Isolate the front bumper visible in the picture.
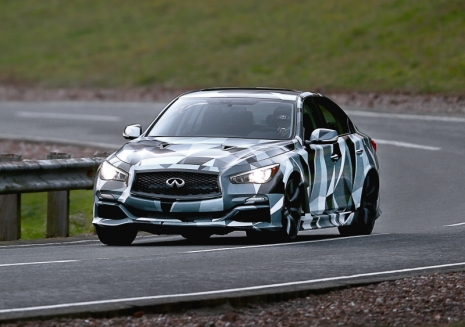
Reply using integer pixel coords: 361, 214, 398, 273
92, 193, 285, 235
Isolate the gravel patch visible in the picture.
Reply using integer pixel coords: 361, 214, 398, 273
0, 139, 112, 160
1, 84, 465, 116
0, 85, 188, 102
329, 92, 465, 116
1, 271, 464, 327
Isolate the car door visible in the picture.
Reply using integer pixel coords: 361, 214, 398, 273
309, 97, 355, 213
303, 97, 355, 215
301, 98, 337, 215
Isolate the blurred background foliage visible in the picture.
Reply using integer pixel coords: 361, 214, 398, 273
0, 0, 464, 94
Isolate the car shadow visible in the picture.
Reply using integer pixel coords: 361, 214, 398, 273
131, 232, 342, 247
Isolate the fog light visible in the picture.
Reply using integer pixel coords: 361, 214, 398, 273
245, 196, 268, 204
99, 193, 115, 200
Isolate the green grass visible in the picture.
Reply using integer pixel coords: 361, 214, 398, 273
1, 0, 464, 94
21, 190, 94, 239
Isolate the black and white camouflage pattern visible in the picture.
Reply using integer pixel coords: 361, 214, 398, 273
93, 89, 380, 235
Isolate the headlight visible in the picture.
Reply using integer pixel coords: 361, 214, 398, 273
230, 164, 280, 184
99, 161, 128, 182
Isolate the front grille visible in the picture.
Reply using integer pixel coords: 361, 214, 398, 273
131, 171, 221, 199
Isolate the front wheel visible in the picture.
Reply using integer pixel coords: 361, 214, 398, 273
278, 178, 302, 241
95, 225, 138, 245
338, 174, 378, 237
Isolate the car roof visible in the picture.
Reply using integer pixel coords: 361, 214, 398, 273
179, 87, 320, 101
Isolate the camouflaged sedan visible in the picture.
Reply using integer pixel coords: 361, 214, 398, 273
93, 88, 380, 245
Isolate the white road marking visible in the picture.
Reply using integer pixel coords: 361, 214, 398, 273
0, 235, 166, 249
0, 258, 112, 268
16, 111, 120, 122
0, 240, 100, 249
1, 261, 465, 314
445, 222, 465, 227
0, 260, 78, 268
183, 233, 390, 254
375, 139, 441, 151
347, 110, 465, 123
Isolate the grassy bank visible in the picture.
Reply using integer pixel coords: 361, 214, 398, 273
1, 0, 464, 94
21, 190, 94, 239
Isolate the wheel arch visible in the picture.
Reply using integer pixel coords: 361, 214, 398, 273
360, 168, 381, 219
286, 171, 307, 213
281, 152, 310, 213
364, 168, 380, 196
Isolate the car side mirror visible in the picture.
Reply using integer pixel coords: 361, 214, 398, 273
305, 128, 338, 145
123, 124, 142, 140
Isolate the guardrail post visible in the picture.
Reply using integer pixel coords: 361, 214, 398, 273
46, 152, 71, 238
0, 154, 22, 241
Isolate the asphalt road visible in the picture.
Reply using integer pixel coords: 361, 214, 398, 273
0, 101, 464, 320
0, 101, 167, 148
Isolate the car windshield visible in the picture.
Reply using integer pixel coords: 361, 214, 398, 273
147, 97, 295, 140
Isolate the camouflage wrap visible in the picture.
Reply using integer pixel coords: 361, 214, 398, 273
93, 88, 380, 236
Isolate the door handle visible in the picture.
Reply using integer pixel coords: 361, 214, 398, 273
331, 154, 339, 161
356, 149, 363, 154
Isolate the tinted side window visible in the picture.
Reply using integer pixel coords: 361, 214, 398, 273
312, 97, 351, 135
302, 98, 325, 140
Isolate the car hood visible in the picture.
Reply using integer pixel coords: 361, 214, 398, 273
114, 137, 294, 172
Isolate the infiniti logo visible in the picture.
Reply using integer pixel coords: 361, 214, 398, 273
166, 178, 186, 188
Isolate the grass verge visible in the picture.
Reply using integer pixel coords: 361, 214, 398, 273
21, 190, 94, 239
1, 0, 464, 94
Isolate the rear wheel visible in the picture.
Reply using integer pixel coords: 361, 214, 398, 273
95, 225, 138, 245
278, 178, 302, 241
338, 174, 378, 237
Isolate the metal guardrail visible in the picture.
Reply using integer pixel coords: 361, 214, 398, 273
0, 158, 103, 194
0, 153, 104, 241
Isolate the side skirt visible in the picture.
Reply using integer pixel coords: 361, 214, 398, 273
301, 211, 355, 230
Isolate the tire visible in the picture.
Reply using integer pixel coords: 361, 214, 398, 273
278, 178, 302, 241
95, 225, 138, 245
338, 174, 378, 237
